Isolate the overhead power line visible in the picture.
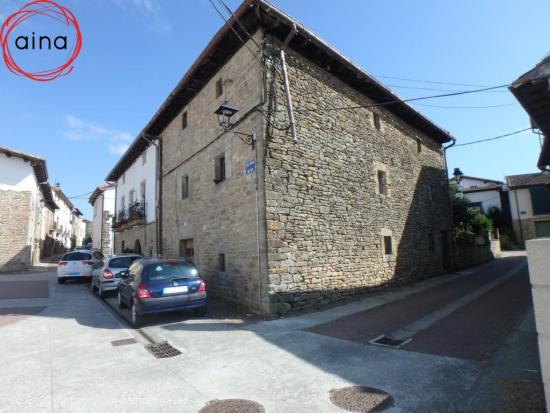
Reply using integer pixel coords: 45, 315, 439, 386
373, 74, 495, 88
454, 128, 532, 147
414, 102, 517, 109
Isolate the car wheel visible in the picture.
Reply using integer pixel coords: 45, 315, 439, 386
130, 301, 142, 328
117, 290, 126, 308
57, 277, 65, 284
98, 282, 105, 299
194, 305, 207, 317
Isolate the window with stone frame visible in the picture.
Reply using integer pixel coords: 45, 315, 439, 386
214, 155, 226, 183
383, 235, 393, 255
182, 175, 189, 199
416, 138, 422, 153
218, 253, 226, 272
373, 112, 382, 130
215, 78, 223, 98
181, 111, 188, 130
377, 170, 388, 195
179, 239, 194, 262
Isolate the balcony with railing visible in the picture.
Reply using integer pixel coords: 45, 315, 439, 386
112, 202, 146, 231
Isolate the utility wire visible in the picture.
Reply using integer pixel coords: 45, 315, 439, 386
290, 84, 511, 113
454, 127, 532, 147
373, 74, 495, 88
67, 190, 94, 199
414, 102, 517, 109
385, 83, 508, 94
216, 0, 261, 50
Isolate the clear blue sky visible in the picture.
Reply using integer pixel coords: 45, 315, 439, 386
1, 0, 549, 218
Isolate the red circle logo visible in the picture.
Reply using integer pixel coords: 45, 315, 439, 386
0, 0, 82, 81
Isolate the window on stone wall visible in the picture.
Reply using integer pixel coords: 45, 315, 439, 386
218, 253, 226, 272
141, 151, 146, 165
428, 233, 435, 252
383, 236, 393, 255
179, 239, 194, 262
122, 173, 125, 184
377, 170, 387, 195
429, 185, 436, 202
214, 155, 226, 184
216, 78, 223, 98
182, 175, 189, 199
373, 112, 381, 130
121, 240, 125, 252
182, 111, 188, 130
416, 138, 422, 153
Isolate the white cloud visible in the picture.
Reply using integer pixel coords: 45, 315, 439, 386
64, 115, 134, 155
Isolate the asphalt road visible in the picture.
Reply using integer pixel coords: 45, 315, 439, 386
306, 255, 531, 361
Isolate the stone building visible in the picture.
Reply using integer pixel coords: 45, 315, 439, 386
107, 0, 453, 313
0, 146, 57, 271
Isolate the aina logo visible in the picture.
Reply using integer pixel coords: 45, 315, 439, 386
0, 0, 82, 81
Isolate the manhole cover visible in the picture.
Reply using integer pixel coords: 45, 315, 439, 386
369, 335, 411, 348
111, 338, 137, 347
198, 399, 265, 413
330, 386, 394, 413
145, 342, 181, 359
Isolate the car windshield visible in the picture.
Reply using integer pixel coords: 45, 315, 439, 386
109, 256, 140, 269
146, 261, 199, 281
63, 252, 92, 261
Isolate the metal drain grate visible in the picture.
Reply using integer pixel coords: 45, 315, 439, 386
145, 341, 181, 359
199, 399, 265, 413
111, 338, 138, 347
330, 386, 394, 413
369, 335, 412, 348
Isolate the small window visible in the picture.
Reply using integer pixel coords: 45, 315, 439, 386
122, 173, 126, 184
416, 138, 422, 153
373, 112, 381, 130
149, 249, 153, 258
182, 175, 189, 199
140, 180, 146, 201
121, 196, 126, 210
218, 253, 225, 272
214, 155, 226, 183
121, 240, 125, 252
377, 170, 387, 195
428, 233, 435, 252
181, 111, 188, 130
383, 236, 393, 255
142, 151, 146, 165
129, 189, 135, 205
216, 78, 223, 98
179, 239, 194, 261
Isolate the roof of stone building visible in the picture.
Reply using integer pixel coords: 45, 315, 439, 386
509, 55, 550, 170
506, 172, 550, 189
106, 0, 453, 181
0, 146, 58, 210
52, 185, 76, 212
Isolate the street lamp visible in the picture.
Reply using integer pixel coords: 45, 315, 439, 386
453, 167, 464, 184
214, 101, 255, 149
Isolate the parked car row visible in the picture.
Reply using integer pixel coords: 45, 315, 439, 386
57, 249, 207, 327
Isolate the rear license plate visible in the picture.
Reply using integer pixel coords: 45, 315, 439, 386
163, 286, 188, 294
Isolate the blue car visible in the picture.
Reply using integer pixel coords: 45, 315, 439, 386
117, 258, 207, 327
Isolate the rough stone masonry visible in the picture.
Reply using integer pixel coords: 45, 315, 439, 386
159, 31, 451, 314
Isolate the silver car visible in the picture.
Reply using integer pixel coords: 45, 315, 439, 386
91, 254, 142, 298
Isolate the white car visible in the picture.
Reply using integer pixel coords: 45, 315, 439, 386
57, 250, 104, 284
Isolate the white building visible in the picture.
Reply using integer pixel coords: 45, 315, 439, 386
51, 185, 83, 250
106, 143, 158, 256
0, 146, 57, 271
507, 172, 550, 244
453, 175, 507, 214
89, 182, 116, 255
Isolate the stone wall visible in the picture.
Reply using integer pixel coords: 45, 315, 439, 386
454, 233, 499, 270
262, 39, 451, 312
114, 222, 157, 257
160, 32, 266, 312
0, 190, 32, 272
